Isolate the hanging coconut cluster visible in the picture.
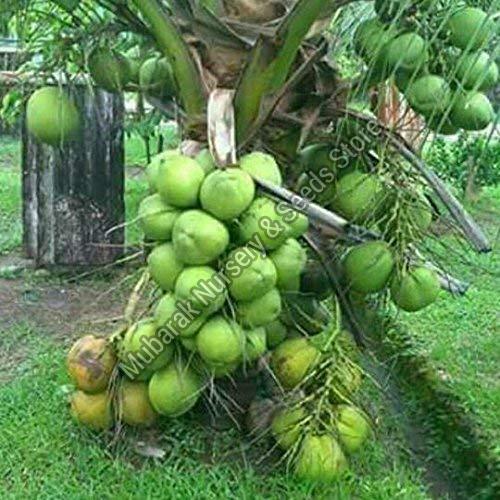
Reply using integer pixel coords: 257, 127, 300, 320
354, 3, 497, 134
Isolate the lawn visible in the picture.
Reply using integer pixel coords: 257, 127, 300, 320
0, 133, 498, 497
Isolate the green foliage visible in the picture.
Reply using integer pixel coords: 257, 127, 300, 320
425, 135, 500, 191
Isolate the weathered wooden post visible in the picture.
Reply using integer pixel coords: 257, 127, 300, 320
22, 85, 125, 266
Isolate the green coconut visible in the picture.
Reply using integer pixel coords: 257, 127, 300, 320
269, 239, 307, 292
200, 168, 255, 221
154, 293, 207, 338
456, 51, 499, 91
353, 18, 393, 61
125, 47, 142, 85
244, 327, 267, 362
71, 391, 113, 431
288, 211, 309, 239
148, 362, 202, 417
384, 33, 428, 72
119, 319, 174, 381
26, 87, 81, 146
265, 320, 288, 348
391, 267, 440, 312
147, 243, 185, 292
271, 406, 306, 449
447, 7, 494, 51
88, 47, 131, 93
343, 241, 394, 294
239, 152, 283, 186
139, 57, 176, 99
394, 68, 424, 93
450, 92, 494, 131
172, 210, 230, 265
138, 194, 181, 241
225, 246, 277, 302
294, 435, 348, 482
406, 75, 451, 116
175, 266, 227, 314
331, 171, 383, 221
336, 405, 371, 454
426, 114, 459, 135
146, 149, 179, 192
195, 148, 216, 175
237, 197, 291, 250
196, 316, 245, 366
237, 288, 282, 328
271, 338, 320, 389
118, 380, 158, 427
156, 154, 205, 208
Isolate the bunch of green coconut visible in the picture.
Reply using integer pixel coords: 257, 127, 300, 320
65, 149, 377, 482
355, 2, 497, 134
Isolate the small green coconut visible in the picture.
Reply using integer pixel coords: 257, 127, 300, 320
244, 327, 267, 362
406, 75, 451, 116
172, 210, 230, 265
147, 243, 185, 292
237, 288, 282, 328
294, 435, 348, 482
343, 241, 394, 294
450, 92, 494, 131
196, 316, 245, 366
71, 391, 113, 431
146, 149, 179, 192
200, 168, 255, 221
139, 57, 176, 99
353, 18, 394, 61
270, 239, 307, 292
154, 293, 207, 338
336, 405, 371, 454
331, 171, 383, 221
195, 148, 216, 174
225, 246, 277, 302
138, 194, 181, 241
265, 320, 288, 348
271, 406, 306, 449
175, 266, 226, 315
119, 319, 174, 381
156, 154, 205, 208
88, 47, 131, 93
384, 32, 428, 72
237, 197, 291, 250
391, 267, 440, 312
456, 51, 499, 91
271, 338, 320, 389
288, 211, 309, 239
447, 7, 494, 51
239, 152, 283, 186
148, 362, 202, 417
118, 380, 158, 427
26, 87, 81, 146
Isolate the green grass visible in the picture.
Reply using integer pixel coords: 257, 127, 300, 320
0, 322, 430, 499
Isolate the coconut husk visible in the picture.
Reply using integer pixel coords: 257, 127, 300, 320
223, 0, 286, 23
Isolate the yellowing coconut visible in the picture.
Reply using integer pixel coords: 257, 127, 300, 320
118, 380, 157, 427
237, 288, 282, 328
26, 87, 81, 146
119, 319, 174, 381
138, 194, 181, 241
147, 243, 185, 292
225, 246, 277, 302
175, 266, 227, 314
196, 316, 245, 366
271, 406, 306, 449
156, 154, 205, 208
270, 238, 307, 292
271, 338, 320, 389
67, 335, 116, 394
343, 241, 394, 294
148, 362, 202, 417
335, 405, 371, 454
294, 435, 348, 482
200, 168, 255, 221
71, 390, 113, 431
391, 267, 440, 312
237, 197, 291, 250
239, 152, 283, 186
172, 210, 230, 265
